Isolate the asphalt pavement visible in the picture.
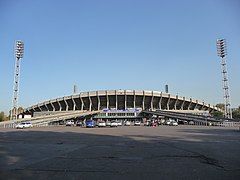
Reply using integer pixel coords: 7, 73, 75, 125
0, 125, 239, 180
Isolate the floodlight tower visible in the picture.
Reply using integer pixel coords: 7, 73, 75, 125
11, 40, 24, 122
216, 39, 232, 119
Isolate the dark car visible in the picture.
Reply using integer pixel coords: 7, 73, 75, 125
86, 120, 95, 128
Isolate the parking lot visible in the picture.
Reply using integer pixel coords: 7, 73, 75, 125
0, 125, 239, 179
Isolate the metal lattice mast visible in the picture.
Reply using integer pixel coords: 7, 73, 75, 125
216, 39, 232, 119
11, 40, 24, 122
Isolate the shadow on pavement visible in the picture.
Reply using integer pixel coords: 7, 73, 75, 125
0, 127, 239, 180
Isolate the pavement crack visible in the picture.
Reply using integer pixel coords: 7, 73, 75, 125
156, 141, 227, 171
14, 168, 121, 174
56, 156, 117, 160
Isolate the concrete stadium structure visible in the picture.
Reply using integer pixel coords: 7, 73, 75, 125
24, 90, 220, 117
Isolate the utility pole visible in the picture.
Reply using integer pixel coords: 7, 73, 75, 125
11, 40, 24, 122
216, 39, 232, 119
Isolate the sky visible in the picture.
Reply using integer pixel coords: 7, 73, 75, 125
0, 0, 240, 114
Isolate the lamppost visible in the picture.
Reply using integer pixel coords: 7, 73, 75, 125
11, 40, 24, 122
216, 39, 232, 119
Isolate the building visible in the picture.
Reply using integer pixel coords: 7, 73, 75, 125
24, 90, 220, 120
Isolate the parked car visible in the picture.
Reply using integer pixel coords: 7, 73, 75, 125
106, 121, 111, 126
16, 122, 33, 129
207, 122, 212, 126
116, 121, 122, 126
144, 121, 151, 126
76, 121, 83, 127
170, 121, 178, 126
159, 119, 165, 125
66, 120, 75, 126
134, 121, 141, 126
86, 120, 95, 128
189, 121, 194, 125
125, 121, 131, 126
59, 121, 65, 125
165, 120, 171, 125
110, 121, 118, 127
98, 121, 106, 127
151, 121, 158, 127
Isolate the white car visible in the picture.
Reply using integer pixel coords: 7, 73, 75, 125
116, 121, 122, 126
66, 120, 75, 126
134, 121, 141, 126
110, 121, 118, 127
98, 121, 106, 127
160, 119, 165, 125
16, 122, 33, 129
165, 120, 171, 125
125, 121, 131, 126
106, 121, 111, 126
170, 121, 178, 126
189, 121, 194, 125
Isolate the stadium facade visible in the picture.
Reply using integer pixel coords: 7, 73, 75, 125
24, 90, 220, 119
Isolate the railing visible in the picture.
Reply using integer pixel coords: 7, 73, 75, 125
0, 110, 101, 129
216, 122, 240, 127
0, 122, 16, 128
142, 110, 240, 127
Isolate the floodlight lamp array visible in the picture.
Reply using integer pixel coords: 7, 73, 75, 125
15, 40, 24, 59
216, 39, 227, 58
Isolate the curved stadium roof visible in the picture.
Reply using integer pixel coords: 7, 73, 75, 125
24, 90, 220, 114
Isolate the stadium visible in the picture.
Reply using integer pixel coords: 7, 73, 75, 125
24, 89, 220, 121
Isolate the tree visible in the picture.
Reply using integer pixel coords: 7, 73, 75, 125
232, 106, 240, 119
215, 103, 240, 119
0, 111, 8, 122
211, 111, 223, 118
216, 103, 225, 110
211, 103, 225, 118
0, 112, 4, 122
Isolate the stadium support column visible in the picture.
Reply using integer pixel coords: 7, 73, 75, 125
181, 97, 185, 110
194, 100, 198, 110
106, 91, 109, 109
37, 104, 42, 112
159, 92, 162, 110
151, 91, 154, 110
142, 91, 145, 110
64, 98, 69, 111
174, 95, 178, 110
32, 107, 36, 112
57, 100, 62, 111
72, 96, 76, 111
133, 90, 136, 109
80, 94, 84, 111
88, 92, 92, 111
188, 98, 192, 110
124, 90, 127, 110
44, 103, 49, 111
167, 94, 170, 110
50, 101, 55, 111
208, 104, 211, 112
97, 91, 100, 111
200, 102, 205, 110
115, 90, 118, 110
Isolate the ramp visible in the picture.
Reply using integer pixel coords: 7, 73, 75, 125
0, 110, 101, 128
